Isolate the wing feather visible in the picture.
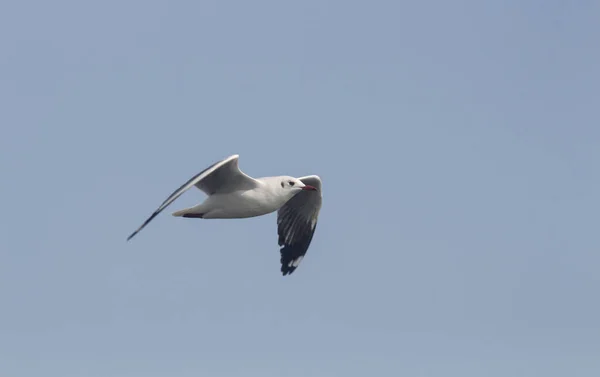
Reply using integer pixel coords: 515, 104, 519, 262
276, 175, 323, 275
126, 154, 257, 241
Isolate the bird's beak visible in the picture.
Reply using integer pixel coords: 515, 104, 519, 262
302, 185, 317, 191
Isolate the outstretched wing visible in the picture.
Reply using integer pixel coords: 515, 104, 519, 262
126, 154, 258, 241
276, 175, 323, 275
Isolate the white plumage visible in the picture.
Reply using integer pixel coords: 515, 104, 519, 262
127, 154, 322, 275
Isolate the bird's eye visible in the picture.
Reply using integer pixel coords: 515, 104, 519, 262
289, 181, 295, 186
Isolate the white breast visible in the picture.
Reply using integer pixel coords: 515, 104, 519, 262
201, 188, 289, 219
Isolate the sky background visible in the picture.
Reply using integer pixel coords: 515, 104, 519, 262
1, 1, 599, 376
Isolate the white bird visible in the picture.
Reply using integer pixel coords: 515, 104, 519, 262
126, 154, 323, 276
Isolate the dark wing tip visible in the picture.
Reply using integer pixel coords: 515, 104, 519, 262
126, 210, 161, 242
281, 253, 302, 276
278, 223, 317, 276
280, 249, 302, 275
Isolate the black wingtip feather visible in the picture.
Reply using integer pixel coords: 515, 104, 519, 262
126, 210, 161, 241
279, 223, 317, 276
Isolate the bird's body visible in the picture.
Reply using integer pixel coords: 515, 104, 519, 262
127, 154, 322, 275
172, 177, 296, 219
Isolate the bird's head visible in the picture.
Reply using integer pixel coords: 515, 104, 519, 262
279, 176, 317, 196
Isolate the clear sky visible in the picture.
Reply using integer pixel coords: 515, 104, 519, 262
1, 1, 599, 376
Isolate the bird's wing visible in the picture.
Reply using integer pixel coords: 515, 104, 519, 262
193, 154, 259, 195
127, 154, 259, 241
276, 175, 323, 275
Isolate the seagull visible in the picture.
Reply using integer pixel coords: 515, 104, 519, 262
126, 154, 323, 276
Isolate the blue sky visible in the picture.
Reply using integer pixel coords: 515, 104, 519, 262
1, 1, 599, 376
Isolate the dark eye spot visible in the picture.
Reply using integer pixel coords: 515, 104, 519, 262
281, 181, 285, 188
289, 181, 295, 186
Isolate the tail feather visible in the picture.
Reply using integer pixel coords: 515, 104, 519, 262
172, 206, 204, 217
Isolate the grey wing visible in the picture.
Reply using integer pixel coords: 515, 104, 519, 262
194, 154, 259, 195
276, 175, 323, 275
127, 154, 258, 241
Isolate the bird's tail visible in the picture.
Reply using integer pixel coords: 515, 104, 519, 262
172, 205, 205, 218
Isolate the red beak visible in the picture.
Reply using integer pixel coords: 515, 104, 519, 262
302, 185, 317, 191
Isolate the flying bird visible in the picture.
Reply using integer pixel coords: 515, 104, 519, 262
126, 154, 322, 275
